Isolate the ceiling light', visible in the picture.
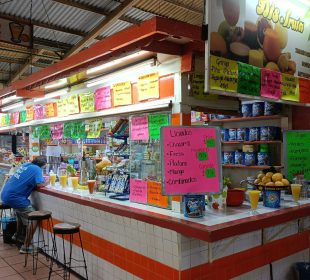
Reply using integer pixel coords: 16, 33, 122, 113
1, 95, 23, 105
44, 78, 67, 90
86, 51, 148, 75
1, 102, 24, 112
86, 59, 156, 88
34, 89, 68, 103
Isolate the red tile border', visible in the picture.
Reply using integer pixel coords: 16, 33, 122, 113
180, 231, 310, 280
38, 188, 310, 242
40, 217, 309, 280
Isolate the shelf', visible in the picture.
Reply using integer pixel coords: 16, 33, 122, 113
47, 143, 106, 146
222, 141, 282, 145
83, 144, 106, 146
222, 165, 284, 169
209, 115, 285, 123
59, 144, 78, 146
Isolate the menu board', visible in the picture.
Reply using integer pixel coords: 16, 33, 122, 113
284, 130, 310, 181
161, 126, 222, 194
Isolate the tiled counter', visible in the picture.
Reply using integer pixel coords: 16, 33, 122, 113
32, 188, 310, 280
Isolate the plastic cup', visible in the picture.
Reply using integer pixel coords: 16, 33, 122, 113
59, 175, 67, 188
71, 177, 79, 190
87, 180, 96, 194
50, 174, 56, 186
248, 190, 261, 210
291, 184, 301, 202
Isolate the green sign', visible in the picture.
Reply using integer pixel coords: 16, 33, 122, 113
64, 121, 86, 139
285, 131, 310, 181
148, 114, 169, 140
20, 111, 27, 123
237, 62, 261, 96
32, 125, 51, 140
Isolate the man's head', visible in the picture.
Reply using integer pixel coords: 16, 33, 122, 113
32, 156, 47, 168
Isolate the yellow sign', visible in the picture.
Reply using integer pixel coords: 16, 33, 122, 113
281, 73, 299, 102
79, 93, 95, 113
191, 73, 218, 100
137, 72, 159, 101
68, 94, 80, 114
112, 81, 132, 106
45, 103, 57, 118
1, 115, 6, 126
147, 181, 169, 209
26, 106, 34, 121
210, 56, 238, 92
57, 98, 68, 117
87, 119, 102, 138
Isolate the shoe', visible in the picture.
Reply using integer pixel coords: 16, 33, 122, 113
19, 245, 39, 254
11, 233, 25, 243
11, 233, 17, 241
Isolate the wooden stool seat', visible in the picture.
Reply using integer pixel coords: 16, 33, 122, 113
53, 223, 80, 235
0, 202, 11, 210
23, 210, 55, 275
27, 210, 52, 221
